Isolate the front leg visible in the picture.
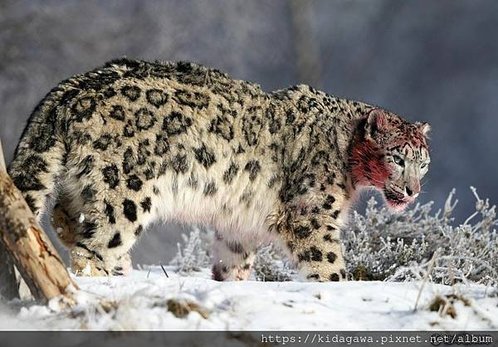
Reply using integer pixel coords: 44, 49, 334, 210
278, 200, 348, 282
211, 233, 255, 281
292, 220, 346, 281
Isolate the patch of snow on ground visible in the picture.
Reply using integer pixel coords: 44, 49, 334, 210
1, 266, 497, 330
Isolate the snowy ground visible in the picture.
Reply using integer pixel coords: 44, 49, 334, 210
1, 266, 497, 330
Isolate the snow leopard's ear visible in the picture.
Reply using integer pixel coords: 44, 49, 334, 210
365, 108, 388, 138
415, 122, 431, 137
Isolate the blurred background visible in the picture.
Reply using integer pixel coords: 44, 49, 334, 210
1, 0, 497, 264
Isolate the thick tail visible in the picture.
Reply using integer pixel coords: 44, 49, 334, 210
7, 88, 68, 220
7, 60, 128, 219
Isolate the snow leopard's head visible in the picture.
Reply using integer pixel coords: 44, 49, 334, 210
351, 108, 431, 211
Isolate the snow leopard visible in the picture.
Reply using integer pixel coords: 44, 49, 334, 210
8, 58, 431, 281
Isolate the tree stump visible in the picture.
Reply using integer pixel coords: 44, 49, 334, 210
0, 139, 77, 304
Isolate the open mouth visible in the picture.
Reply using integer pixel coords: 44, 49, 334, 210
383, 189, 411, 210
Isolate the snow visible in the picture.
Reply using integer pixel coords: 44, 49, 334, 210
1, 266, 497, 330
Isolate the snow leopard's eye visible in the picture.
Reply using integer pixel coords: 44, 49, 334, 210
392, 155, 404, 167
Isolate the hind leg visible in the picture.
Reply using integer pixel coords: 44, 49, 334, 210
211, 233, 255, 281
51, 195, 138, 276
68, 216, 136, 277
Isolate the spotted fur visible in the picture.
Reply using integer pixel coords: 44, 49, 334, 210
8, 59, 430, 280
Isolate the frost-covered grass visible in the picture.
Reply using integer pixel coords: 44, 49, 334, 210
343, 188, 497, 286
169, 228, 212, 274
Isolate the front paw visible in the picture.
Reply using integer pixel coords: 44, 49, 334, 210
211, 262, 252, 281
301, 268, 348, 282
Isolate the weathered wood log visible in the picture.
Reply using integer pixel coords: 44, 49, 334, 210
0, 139, 77, 303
